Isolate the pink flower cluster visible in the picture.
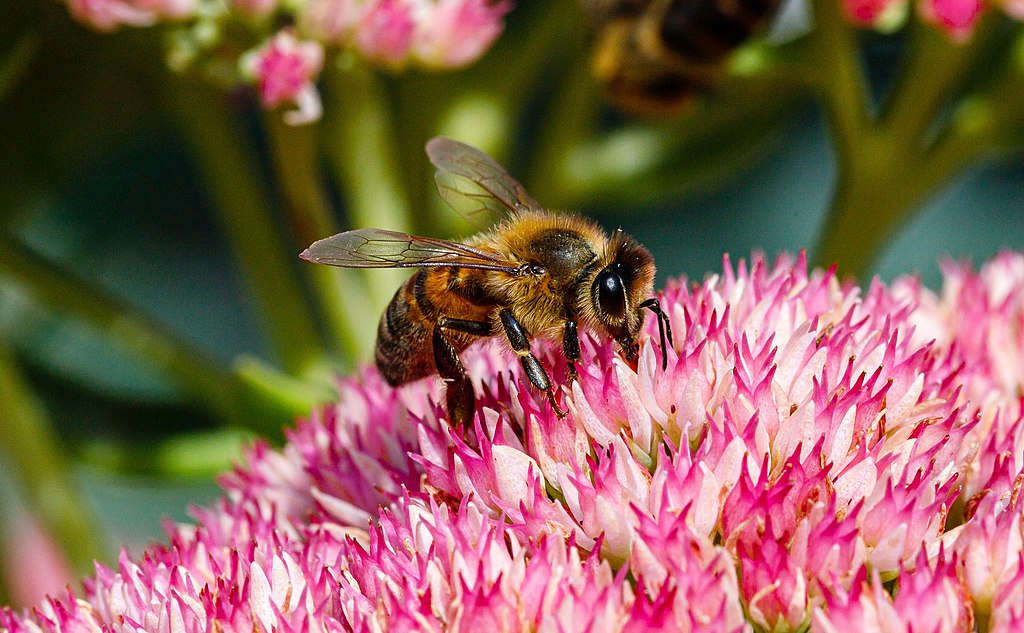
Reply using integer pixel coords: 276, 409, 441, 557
843, 0, 1019, 41
300, 0, 511, 69
67, 0, 196, 31
5, 251, 1024, 631
64, 0, 510, 124
241, 32, 326, 126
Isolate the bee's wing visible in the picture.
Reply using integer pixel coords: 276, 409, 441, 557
427, 137, 544, 221
301, 228, 523, 272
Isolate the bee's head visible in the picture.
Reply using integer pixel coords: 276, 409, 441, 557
589, 231, 656, 360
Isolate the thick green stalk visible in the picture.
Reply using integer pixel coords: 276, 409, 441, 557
168, 79, 326, 375
323, 65, 412, 310
264, 116, 375, 364
880, 16, 1003, 151
0, 33, 38, 103
0, 234, 240, 421
814, 146, 935, 276
814, 17, 1024, 277
0, 339, 106, 575
807, 0, 872, 164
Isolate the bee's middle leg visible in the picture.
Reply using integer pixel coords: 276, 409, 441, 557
499, 309, 566, 418
433, 318, 491, 426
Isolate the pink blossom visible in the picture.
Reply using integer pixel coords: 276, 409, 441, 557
240, 30, 324, 125
413, 0, 512, 68
990, 555, 1024, 631
355, 0, 418, 66
66, 0, 195, 30
842, 0, 908, 29
812, 550, 972, 632
5, 251, 1024, 629
0, 513, 75, 609
954, 494, 1024, 616
1001, 0, 1024, 18
339, 0, 510, 69
918, 0, 986, 40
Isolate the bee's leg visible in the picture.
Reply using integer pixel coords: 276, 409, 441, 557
499, 308, 566, 418
433, 317, 491, 426
639, 298, 674, 370
562, 319, 581, 383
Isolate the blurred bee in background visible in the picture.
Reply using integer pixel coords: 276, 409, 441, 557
582, 0, 783, 115
301, 138, 673, 427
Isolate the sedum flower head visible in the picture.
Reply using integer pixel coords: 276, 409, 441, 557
64, 0, 511, 123
4, 251, 1024, 630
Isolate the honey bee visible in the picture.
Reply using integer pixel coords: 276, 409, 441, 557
301, 138, 672, 426
583, 0, 782, 115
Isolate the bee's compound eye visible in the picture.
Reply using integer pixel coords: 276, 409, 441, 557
529, 263, 547, 276
595, 268, 626, 320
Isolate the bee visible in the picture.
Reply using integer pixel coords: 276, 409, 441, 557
583, 0, 782, 115
301, 138, 672, 426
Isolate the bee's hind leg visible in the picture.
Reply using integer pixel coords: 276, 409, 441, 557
434, 318, 491, 426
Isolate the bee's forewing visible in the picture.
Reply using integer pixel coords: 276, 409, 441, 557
300, 228, 521, 272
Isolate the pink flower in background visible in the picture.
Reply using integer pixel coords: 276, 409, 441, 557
355, 0, 418, 66
241, 31, 325, 125
67, 0, 196, 30
3, 251, 1024, 630
842, 0, 907, 29
919, 0, 986, 40
351, 0, 509, 68
0, 513, 74, 609
413, 0, 512, 68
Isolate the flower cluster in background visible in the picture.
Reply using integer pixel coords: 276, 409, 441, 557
64, 0, 510, 124
4, 251, 1023, 631
842, 0, 1016, 39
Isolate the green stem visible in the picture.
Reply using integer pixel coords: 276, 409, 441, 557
323, 65, 412, 309
263, 115, 375, 364
807, 0, 872, 163
814, 20, 1024, 277
814, 151, 926, 276
0, 234, 240, 422
0, 33, 38, 103
168, 78, 326, 375
881, 15, 1004, 151
0, 339, 106, 575
807, 0, 900, 277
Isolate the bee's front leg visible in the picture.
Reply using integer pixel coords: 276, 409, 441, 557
639, 297, 673, 370
433, 317, 491, 426
562, 318, 581, 383
498, 308, 566, 418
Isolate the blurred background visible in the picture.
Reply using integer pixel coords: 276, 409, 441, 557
1, 0, 1022, 606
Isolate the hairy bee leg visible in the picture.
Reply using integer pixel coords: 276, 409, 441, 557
432, 317, 492, 426
438, 317, 492, 337
432, 326, 476, 426
640, 298, 674, 370
499, 308, 566, 418
562, 319, 581, 383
